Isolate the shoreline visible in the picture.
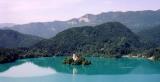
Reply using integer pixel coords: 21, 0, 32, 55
122, 55, 156, 61
0, 54, 159, 64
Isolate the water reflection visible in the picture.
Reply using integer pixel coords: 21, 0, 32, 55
0, 62, 57, 77
0, 57, 160, 77
72, 67, 79, 76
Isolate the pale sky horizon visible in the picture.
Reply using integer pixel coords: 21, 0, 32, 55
0, 0, 160, 24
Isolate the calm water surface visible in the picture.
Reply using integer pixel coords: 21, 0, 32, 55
0, 57, 160, 82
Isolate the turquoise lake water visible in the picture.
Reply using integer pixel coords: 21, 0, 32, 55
0, 57, 160, 82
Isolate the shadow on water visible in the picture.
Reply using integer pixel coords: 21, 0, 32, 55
0, 57, 160, 76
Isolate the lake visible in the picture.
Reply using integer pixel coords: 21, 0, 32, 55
0, 57, 160, 82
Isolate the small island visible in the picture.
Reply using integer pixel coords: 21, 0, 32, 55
63, 54, 91, 65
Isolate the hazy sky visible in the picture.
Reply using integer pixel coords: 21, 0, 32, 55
0, 0, 160, 24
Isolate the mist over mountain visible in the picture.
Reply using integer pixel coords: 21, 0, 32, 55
1, 9, 160, 38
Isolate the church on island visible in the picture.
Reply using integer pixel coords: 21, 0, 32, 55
72, 54, 79, 61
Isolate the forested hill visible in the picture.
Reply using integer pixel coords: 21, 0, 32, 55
34, 22, 142, 56
138, 25, 160, 46
0, 29, 43, 48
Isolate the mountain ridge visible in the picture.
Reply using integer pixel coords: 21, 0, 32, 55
1, 9, 160, 38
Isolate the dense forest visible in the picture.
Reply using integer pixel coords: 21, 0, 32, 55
138, 25, 160, 46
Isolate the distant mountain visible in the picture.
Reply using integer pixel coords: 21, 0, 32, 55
138, 25, 160, 46
0, 23, 15, 28
34, 22, 141, 56
4, 21, 70, 38
0, 29, 43, 48
68, 10, 160, 32
3, 9, 160, 38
